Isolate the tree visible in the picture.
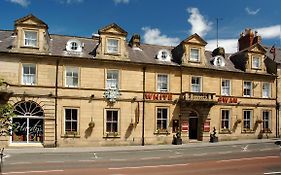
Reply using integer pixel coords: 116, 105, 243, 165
0, 103, 14, 136
0, 78, 14, 136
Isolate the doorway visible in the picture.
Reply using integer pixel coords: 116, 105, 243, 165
189, 117, 198, 140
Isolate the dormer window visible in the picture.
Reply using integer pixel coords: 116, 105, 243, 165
157, 49, 171, 61
66, 39, 82, 52
70, 42, 78, 51
107, 38, 119, 54
213, 55, 225, 67
24, 31, 37, 47
252, 56, 260, 69
190, 48, 200, 62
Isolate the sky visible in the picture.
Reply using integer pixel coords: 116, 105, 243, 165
0, 0, 281, 53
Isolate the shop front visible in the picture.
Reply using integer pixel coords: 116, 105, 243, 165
11, 100, 44, 144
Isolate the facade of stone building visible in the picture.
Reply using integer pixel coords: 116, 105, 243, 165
0, 14, 279, 147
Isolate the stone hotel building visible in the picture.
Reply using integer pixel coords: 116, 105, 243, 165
0, 14, 280, 147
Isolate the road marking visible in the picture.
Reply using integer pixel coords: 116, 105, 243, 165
2, 170, 64, 174
9, 162, 32, 165
242, 145, 249, 152
46, 161, 64, 163
78, 159, 96, 162
193, 153, 207, 156
264, 172, 281, 175
140, 157, 161, 160
93, 152, 98, 159
169, 155, 183, 159
259, 148, 274, 151
108, 163, 190, 170
110, 159, 127, 162
216, 156, 279, 163
218, 151, 233, 154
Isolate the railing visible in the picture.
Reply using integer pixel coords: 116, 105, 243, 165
181, 92, 216, 102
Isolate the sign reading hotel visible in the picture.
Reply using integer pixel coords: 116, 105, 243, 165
145, 92, 172, 101
218, 97, 238, 103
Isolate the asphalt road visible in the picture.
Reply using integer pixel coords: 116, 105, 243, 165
1, 141, 281, 175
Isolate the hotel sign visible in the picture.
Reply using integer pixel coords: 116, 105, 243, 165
145, 92, 172, 101
218, 97, 238, 104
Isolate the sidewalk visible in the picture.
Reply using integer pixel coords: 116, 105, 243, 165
5, 138, 279, 154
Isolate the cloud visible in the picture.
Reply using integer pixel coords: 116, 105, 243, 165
142, 27, 180, 46
245, 7, 260, 15
255, 25, 281, 39
7, 0, 30, 7
187, 7, 212, 37
206, 39, 238, 53
113, 0, 129, 4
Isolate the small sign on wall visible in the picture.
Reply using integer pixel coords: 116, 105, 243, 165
182, 121, 189, 132
203, 120, 211, 132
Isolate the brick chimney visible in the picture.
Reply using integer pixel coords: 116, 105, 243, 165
238, 29, 262, 51
129, 34, 140, 47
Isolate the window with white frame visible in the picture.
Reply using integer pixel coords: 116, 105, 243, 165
24, 31, 37, 47
262, 111, 270, 131
105, 110, 119, 133
243, 110, 252, 130
65, 108, 78, 134
190, 48, 200, 62
243, 81, 252, 97
156, 108, 168, 131
65, 67, 79, 87
221, 109, 230, 130
22, 63, 36, 85
106, 70, 119, 89
221, 79, 231, 96
191, 76, 201, 92
70, 42, 78, 51
252, 56, 260, 69
262, 82, 270, 98
157, 74, 168, 92
107, 38, 119, 54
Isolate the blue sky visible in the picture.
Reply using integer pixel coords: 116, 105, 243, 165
1, 0, 281, 53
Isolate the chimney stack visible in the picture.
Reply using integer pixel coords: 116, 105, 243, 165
129, 34, 140, 47
238, 29, 262, 51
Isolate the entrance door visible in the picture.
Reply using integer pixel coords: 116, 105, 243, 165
189, 118, 198, 139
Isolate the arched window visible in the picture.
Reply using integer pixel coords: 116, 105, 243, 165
12, 101, 44, 143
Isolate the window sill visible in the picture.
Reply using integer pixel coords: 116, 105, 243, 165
219, 129, 232, 134
262, 129, 272, 133
105, 52, 121, 56
103, 133, 120, 138
188, 60, 201, 64
20, 46, 39, 50
154, 130, 170, 135
241, 129, 254, 134
61, 134, 80, 138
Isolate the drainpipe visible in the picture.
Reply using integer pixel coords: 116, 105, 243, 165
179, 67, 183, 138
54, 58, 59, 147
142, 67, 146, 146
276, 67, 280, 138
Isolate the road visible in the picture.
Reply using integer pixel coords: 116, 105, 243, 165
1, 141, 281, 175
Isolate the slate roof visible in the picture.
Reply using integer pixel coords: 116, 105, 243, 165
0, 30, 278, 74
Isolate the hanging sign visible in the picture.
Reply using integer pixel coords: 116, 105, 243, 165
203, 120, 211, 132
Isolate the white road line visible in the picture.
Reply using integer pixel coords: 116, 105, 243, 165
140, 157, 161, 160
259, 148, 273, 151
108, 163, 190, 170
2, 170, 64, 174
216, 156, 279, 163
9, 162, 32, 165
264, 172, 281, 175
78, 159, 96, 162
218, 151, 233, 154
110, 159, 127, 162
169, 155, 183, 159
46, 161, 64, 163
193, 153, 207, 156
